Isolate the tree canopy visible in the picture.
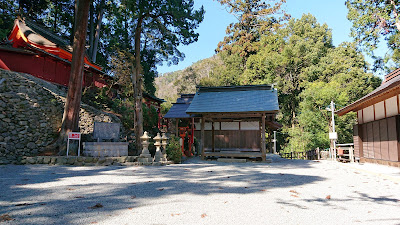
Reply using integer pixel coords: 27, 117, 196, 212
346, 0, 400, 71
158, 13, 382, 153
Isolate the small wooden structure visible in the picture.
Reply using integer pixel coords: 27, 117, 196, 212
143, 92, 165, 129
337, 68, 400, 167
186, 85, 281, 161
164, 94, 198, 156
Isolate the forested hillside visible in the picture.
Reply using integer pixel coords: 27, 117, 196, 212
155, 55, 223, 104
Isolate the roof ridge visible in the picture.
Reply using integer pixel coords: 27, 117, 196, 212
197, 85, 274, 93
23, 18, 71, 48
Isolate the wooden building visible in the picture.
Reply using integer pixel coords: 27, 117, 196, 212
143, 92, 165, 129
164, 94, 197, 156
337, 69, 400, 166
0, 18, 108, 88
185, 85, 281, 161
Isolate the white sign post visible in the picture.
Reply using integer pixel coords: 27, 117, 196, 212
329, 132, 337, 140
67, 132, 81, 156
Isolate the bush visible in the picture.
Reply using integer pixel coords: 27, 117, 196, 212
166, 135, 182, 163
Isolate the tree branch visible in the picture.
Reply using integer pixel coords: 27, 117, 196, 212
390, 0, 400, 31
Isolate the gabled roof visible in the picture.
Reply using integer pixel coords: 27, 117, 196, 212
143, 92, 165, 104
164, 94, 198, 118
186, 85, 279, 114
337, 68, 400, 116
7, 18, 101, 71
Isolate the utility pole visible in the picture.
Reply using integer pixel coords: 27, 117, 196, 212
329, 101, 337, 161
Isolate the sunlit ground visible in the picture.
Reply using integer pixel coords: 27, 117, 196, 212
0, 156, 399, 225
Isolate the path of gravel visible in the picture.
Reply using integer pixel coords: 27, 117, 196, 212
0, 156, 399, 225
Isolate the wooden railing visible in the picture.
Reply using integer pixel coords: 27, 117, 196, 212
336, 143, 355, 163
280, 148, 320, 160
280, 144, 355, 163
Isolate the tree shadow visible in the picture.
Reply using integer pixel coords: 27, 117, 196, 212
0, 158, 325, 224
275, 190, 400, 212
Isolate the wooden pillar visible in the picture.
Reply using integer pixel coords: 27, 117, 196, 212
201, 117, 205, 160
268, 129, 272, 154
261, 113, 266, 161
212, 122, 215, 152
191, 117, 195, 143
175, 119, 179, 136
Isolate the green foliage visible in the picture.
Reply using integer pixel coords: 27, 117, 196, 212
244, 14, 333, 127
156, 55, 223, 104
0, 1, 17, 40
216, 0, 289, 59
166, 135, 182, 163
81, 87, 136, 131
179, 14, 381, 154
282, 42, 381, 152
346, 0, 400, 70
143, 104, 159, 135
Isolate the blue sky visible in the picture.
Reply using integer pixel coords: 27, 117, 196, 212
157, 0, 386, 77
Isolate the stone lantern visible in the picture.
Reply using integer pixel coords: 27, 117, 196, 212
161, 133, 169, 162
153, 133, 162, 162
139, 131, 152, 162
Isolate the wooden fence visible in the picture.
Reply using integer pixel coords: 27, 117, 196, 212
280, 144, 355, 163
280, 148, 320, 160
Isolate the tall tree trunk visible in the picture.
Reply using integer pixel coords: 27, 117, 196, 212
71, 0, 78, 44
60, 0, 91, 141
91, 0, 104, 63
89, 2, 94, 57
133, 15, 144, 153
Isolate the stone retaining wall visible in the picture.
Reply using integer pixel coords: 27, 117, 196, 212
0, 69, 121, 164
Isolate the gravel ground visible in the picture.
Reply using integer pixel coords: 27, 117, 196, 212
0, 155, 399, 225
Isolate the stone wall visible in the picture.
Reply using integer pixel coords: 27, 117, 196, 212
0, 69, 121, 164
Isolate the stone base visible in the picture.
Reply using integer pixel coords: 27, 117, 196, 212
137, 157, 151, 163
360, 157, 400, 167
0, 156, 176, 166
83, 142, 129, 157
217, 158, 247, 163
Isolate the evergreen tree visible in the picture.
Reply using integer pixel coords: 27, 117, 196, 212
346, 0, 400, 70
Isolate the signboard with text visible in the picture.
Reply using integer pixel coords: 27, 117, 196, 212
67, 132, 81, 156
68, 132, 81, 140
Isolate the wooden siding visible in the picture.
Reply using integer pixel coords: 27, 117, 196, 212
203, 130, 261, 150
379, 119, 390, 160
355, 116, 400, 162
367, 122, 374, 158
362, 124, 368, 158
353, 124, 360, 158
372, 121, 381, 159
387, 117, 398, 161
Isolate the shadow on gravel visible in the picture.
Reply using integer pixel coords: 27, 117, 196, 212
0, 157, 324, 224
275, 190, 400, 211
